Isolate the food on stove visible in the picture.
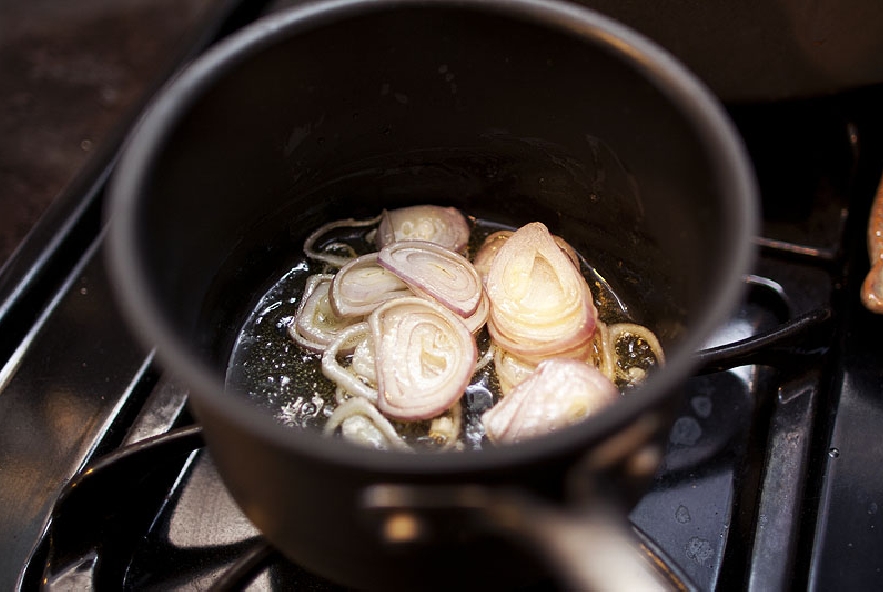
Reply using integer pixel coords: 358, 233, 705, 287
485, 222, 597, 362
324, 397, 411, 451
371, 297, 478, 420
289, 274, 360, 353
378, 240, 483, 318
330, 253, 411, 317
229, 204, 664, 451
473, 229, 580, 281
483, 358, 619, 443
376, 204, 470, 253
861, 175, 883, 313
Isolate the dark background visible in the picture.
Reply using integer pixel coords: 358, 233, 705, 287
0, 0, 214, 268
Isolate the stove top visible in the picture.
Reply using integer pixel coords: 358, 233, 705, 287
2, 3, 883, 590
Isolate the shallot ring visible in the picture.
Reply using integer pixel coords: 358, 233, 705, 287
303, 214, 383, 268
321, 322, 378, 403
290, 274, 359, 353
370, 296, 477, 421
330, 252, 412, 317
324, 397, 411, 451
378, 240, 482, 317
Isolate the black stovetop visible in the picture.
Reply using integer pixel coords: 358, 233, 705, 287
2, 4, 883, 591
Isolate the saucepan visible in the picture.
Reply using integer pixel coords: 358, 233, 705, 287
106, 0, 757, 589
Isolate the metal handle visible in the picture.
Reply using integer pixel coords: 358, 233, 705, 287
362, 483, 681, 592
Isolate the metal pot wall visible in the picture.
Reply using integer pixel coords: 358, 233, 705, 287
106, 0, 757, 589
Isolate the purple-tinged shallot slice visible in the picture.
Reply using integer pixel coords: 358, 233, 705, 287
485, 223, 597, 361
330, 253, 412, 317
290, 274, 360, 353
378, 240, 482, 318
482, 358, 618, 444
370, 297, 477, 421
376, 205, 470, 253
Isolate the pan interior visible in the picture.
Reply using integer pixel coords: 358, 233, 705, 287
114, 0, 754, 464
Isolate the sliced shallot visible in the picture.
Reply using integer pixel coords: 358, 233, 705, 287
482, 358, 619, 444
324, 397, 411, 451
303, 213, 383, 268
321, 322, 378, 402
600, 322, 665, 387
290, 274, 360, 353
428, 403, 463, 450
379, 240, 482, 317
485, 222, 597, 361
473, 231, 513, 281
330, 253, 412, 317
474, 229, 581, 282
493, 347, 537, 395
370, 297, 477, 420
458, 286, 489, 333
350, 327, 377, 385
376, 205, 470, 253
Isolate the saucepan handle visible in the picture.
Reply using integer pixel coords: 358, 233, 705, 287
362, 483, 683, 591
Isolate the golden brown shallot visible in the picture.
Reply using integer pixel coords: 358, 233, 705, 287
485, 223, 597, 361
378, 240, 482, 318
862, 175, 883, 313
290, 274, 361, 353
330, 253, 412, 317
370, 297, 477, 420
482, 358, 619, 444
376, 205, 470, 253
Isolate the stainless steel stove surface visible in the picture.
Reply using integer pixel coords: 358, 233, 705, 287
2, 4, 883, 590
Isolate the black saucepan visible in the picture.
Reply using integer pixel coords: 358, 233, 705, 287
106, 0, 757, 589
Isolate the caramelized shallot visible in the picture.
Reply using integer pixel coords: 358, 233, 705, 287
485, 223, 597, 361
482, 358, 618, 443
370, 297, 477, 420
376, 205, 470, 253
378, 240, 482, 318
330, 253, 412, 317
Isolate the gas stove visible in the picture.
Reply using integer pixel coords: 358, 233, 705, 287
2, 3, 883, 590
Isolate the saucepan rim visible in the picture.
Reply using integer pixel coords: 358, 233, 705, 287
106, 0, 758, 475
